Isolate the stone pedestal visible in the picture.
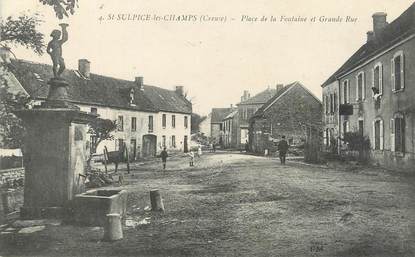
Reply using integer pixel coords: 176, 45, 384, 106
14, 79, 96, 219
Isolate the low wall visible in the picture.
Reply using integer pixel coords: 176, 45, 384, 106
0, 167, 25, 187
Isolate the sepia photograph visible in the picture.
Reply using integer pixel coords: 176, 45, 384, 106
0, 0, 414, 256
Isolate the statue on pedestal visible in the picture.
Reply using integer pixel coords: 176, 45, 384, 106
47, 23, 68, 78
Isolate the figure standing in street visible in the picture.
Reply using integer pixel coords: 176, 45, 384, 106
160, 147, 168, 170
278, 136, 289, 165
188, 151, 195, 167
197, 145, 202, 157
47, 23, 69, 78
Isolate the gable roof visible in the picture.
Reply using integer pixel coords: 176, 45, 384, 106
9, 59, 192, 114
224, 110, 238, 120
238, 87, 278, 105
252, 81, 321, 118
211, 108, 234, 123
322, 3, 415, 87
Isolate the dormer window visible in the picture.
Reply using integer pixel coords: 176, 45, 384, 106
129, 88, 136, 106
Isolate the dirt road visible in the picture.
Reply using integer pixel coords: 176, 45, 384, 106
1, 152, 415, 256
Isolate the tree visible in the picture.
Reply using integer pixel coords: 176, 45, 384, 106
39, 0, 79, 19
0, 14, 45, 55
86, 118, 117, 169
191, 113, 205, 134
0, 81, 30, 148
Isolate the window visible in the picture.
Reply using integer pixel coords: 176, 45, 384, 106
342, 80, 350, 104
184, 116, 188, 129
117, 115, 124, 131
90, 107, 97, 114
392, 51, 404, 92
372, 63, 383, 96
162, 114, 167, 128
373, 119, 383, 150
330, 94, 334, 114
333, 93, 337, 112
131, 117, 137, 132
172, 115, 176, 128
171, 135, 176, 148
148, 115, 153, 133
343, 121, 350, 134
391, 114, 405, 153
117, 138, 124, 151
356, 72, 365, 101
358, 120, 364, 137
162, 135, 166, 148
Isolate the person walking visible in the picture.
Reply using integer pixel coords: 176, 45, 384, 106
278, 136, 289, 165
160, 147, 168, 170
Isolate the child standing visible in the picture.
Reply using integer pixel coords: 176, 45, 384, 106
188, 151, 195, 167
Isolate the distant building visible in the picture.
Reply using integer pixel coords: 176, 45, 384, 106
223, 109, 238, 148
249, 82, 322, 154
4, 57, 192, 158
210, 107, 234, 146
322, 3, 415, 170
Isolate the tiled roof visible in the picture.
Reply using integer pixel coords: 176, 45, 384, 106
9, 59, 192, 114
142, 84, 192, 114
322, 3, 415, 87
238, 88, 278, 105
211, 108, 234, 123
252, 81, 321, 119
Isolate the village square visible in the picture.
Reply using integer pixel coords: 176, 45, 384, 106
0, 1, 415, 256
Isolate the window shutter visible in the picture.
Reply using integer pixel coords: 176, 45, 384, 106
371, 68, 375, 97
380, 119, 384, 150
362, 72, 366, 100
372, 120, 376, 149
346, 82, 349, 104
356, 76, 359, 101
390, 119, 395, 152
379, 64, 383, 95
401, 53, 405, 90
391, 58, 395, 91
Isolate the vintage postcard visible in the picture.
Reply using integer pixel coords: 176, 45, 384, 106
0, 0, 414, 256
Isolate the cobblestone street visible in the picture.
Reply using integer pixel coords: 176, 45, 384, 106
1, 152, 415, 256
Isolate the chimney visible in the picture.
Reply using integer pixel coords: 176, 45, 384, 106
241, 90, 250, 102
175, 85, 184, 96
0, 47, 11, 63
276, 84, 284, 92
367, 31, 375, 42
230, 104, 233, 109
135, 76, 144, 91
78, 59, 90, 78
372, 12, 387, 37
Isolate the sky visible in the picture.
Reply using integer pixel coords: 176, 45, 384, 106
2, 0, 414, 115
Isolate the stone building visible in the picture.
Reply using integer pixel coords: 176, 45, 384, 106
236, 86, 283, 149
321, 3, 415, 170
4, 57, 192, 159
249, 82, 322, 154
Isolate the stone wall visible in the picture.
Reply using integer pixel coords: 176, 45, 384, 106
0, 167, 25, 187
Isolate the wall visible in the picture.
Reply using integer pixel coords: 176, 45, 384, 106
322, 80, 340, 149
236, 103, 263, 148
338, 37, 415, 170
250, 84, 322, 153
0, 167, 24, 186
153, 111, 191, 153
78, 104, 156, 159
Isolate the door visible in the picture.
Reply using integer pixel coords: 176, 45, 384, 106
142, 135, 157, 157
184, 135, 188, 153
130, 139, 137, 160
